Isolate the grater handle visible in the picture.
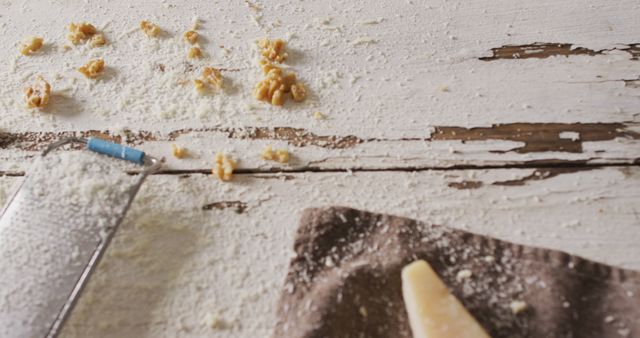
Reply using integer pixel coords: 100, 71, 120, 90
86, 137, 146, 164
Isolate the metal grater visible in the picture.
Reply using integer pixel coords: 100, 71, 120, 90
0, 137, 161, 338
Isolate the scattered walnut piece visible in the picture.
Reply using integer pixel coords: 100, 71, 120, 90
254, 65, 306, 105
204, 312, 229, 330
20, 36, 44, 55
261, 145, 275, 160
194, 79, 206, 93
281, 72, 297, 88
261, 146, 289, 163
438, 85, 450, 92
259, 59, 278, 75
254, 81, 269, 101
172, 144, 187, 159
89, 33, 106, 47
258, 38, 287, 63
24, 77, 51, 109
213, 152, 237, 181
275, 149, 289, 163
290, 83, 307, 102
67, 22, 97, 44
313, 111, 327, 120
509, 300, 528, 315
188, 47, 202, 59
183, 30, 198, 44
202, 67, 223, 89
140, 21, 161, 37
271, 89, 285, 106
78, 59, 105, 78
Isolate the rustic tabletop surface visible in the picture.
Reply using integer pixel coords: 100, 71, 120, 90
0, 1, 639, 337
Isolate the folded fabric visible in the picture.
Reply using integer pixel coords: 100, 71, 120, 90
274, 207, 640, 338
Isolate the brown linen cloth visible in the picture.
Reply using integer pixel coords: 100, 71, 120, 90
274, 207, 640, 338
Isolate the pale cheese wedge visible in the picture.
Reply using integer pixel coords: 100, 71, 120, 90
401, 260, 491, 338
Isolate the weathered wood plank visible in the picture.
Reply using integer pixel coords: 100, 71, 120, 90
1, 121, 638, 172
1, 1, 639, 170
2, 166, 638, 337
0, 1, 639, 337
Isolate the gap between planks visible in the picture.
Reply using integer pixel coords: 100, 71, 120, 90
1, 161, 638, 177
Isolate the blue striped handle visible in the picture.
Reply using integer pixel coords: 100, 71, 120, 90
86, 138, 146, 164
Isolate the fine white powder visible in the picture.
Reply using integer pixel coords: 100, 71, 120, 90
0, 151, 139, 338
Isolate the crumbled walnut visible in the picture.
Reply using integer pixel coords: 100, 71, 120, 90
89, 33, 106, 47
271, 89, 285, 106
213, 152, 237, 181
140, 21, 161, 37
254, 65, 306, 105
254, 81, 269, 101
261, 145, 275, 160
259, 59, 278, 75
313, 111, 327, 120
275, 149, 289, 163
261, 146, 289, 163
78, 59, 105, 78
290, 83, 307, 102
188, 47, 202, 59
282, 73, 297, 88
258, 38, 287, 63
172, 144, 187, 158
194, 79, 206, 93
20, 36, 44, 55
438, 85, 450, 92
67, 22, 97, 44
184, 30, 198, 44
202, 67, 223, 89
24, 77, 51, 109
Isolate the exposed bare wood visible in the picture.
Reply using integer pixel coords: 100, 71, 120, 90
492, 167, 593, 186
2, 122, 638, 172
624, 78, 640, 88
433, 123, 639, 154
480, 42, 640, 61
202, 200, 248, 214
447, 180, 483, 189
171, 127, 364, 149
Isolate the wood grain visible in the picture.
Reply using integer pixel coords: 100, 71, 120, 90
3, 166, 638, 338
2, 121, 638, 172
1, 0, 639, 337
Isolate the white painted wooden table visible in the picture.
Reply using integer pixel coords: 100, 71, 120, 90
0, 1, 639, 337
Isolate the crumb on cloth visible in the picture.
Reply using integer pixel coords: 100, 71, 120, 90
509, 300, 528, 314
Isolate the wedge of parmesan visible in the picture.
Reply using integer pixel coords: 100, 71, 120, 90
401, 260, 490, 338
